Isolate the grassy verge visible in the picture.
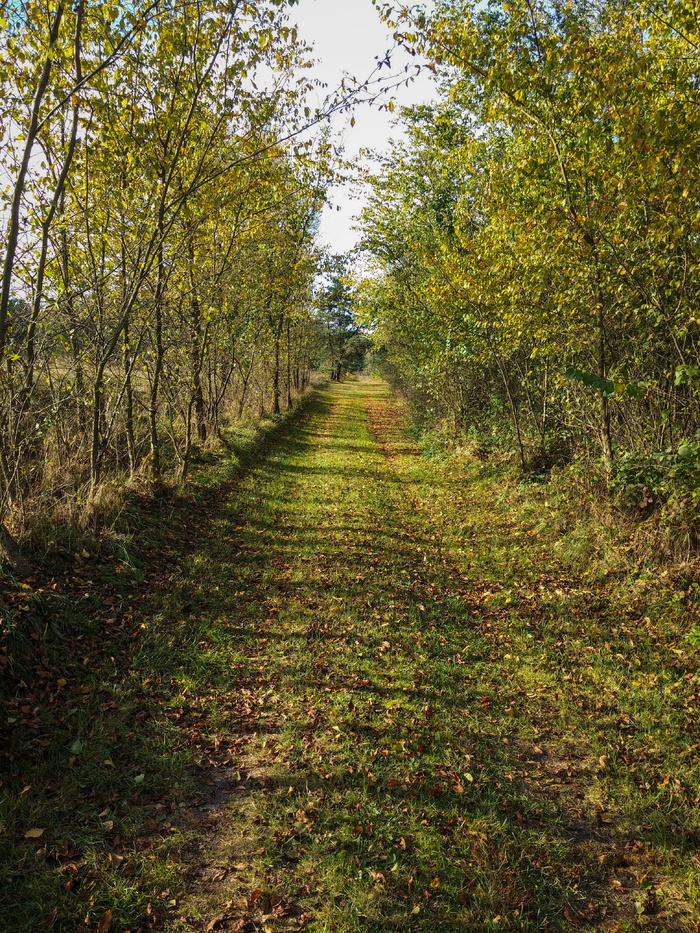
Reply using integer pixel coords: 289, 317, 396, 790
0, 393, 320, 933
2, 380, 699, 933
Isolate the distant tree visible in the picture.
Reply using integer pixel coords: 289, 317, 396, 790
316, 255, 370, 381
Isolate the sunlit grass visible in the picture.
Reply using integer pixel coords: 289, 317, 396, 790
2, 380, 700, 931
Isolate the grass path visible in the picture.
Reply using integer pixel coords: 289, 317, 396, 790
3, 380, 700, 932
170, 381, 699, 933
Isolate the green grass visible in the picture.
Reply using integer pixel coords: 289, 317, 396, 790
2, 380, 699, 932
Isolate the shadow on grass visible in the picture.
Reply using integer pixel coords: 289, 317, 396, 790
2, 381, 696, 932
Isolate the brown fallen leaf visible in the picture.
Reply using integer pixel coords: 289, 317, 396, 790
96, 909, 112, 933
45, 908, 57, 927
248, 888, 264, 907
206, 915, 245, 933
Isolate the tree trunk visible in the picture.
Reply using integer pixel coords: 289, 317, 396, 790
272, 319, 282, 415
596, 298, 614, 471
0, 2, 65, 357
494, 349, 526, 471
286, 320, 293, 410
123, 316, 137, 475
148, 201, 166, 481
187, 244, 207, 442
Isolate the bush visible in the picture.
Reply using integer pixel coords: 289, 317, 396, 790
610, 440, 700, 517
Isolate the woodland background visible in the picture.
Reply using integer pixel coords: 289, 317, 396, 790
1, 0, 700, 566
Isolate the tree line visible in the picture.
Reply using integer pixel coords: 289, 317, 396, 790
359, 0, 700, 543
0, 0, 351, 568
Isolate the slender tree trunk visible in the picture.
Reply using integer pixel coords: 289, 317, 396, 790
123, 316, 137, 474
89, 361, 106, 491
286, 320, 293, 410
179, 398, 194, 485
237, 364, 253, 419
148, 200, 166, 481
187, 242, 207, 442
596, 295, 614, 470
272, 318, 282, 415
25, 0, 83, 390
492, 348, 526, 471
540, 360, 549, 457
0, 2, 65, 357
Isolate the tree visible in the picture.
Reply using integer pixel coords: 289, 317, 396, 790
360, 0, 700, 493
316, 255, 370, 381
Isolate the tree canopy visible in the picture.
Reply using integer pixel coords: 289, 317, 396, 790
359, 0, 700, 529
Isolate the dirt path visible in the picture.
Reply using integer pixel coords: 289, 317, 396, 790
167, 381, 699, 933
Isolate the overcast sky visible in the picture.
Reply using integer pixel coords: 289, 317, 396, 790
290, 0, 436, 254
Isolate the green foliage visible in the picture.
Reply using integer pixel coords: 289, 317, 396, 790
359, 0, 700, 544
610, 441, 700, 517
0, 0, 337, 532
565, 369, 615, 397
314, 254, 370, 380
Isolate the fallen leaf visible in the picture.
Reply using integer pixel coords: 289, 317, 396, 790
25, 828, 45, 839
45, 908, 57, 927
96, 909, 112, 933
205, 914, 233, 932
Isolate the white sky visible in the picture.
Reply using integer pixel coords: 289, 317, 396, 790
290, 0, 436, 254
